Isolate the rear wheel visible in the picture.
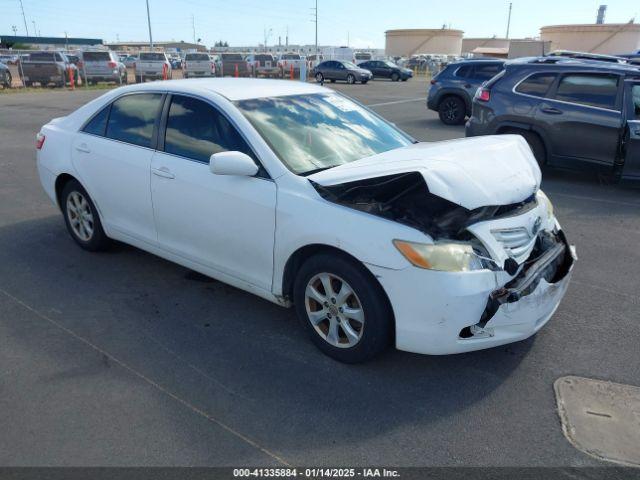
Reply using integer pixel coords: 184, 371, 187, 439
315, 72, 324, 83
502, 129, 547, 166
293, 253, 393, 363
391, 72, 400, 82
346, 74, 356, 84
438, 96, 466, 125
61, 180, 110, 251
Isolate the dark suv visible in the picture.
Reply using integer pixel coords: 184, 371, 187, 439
466, 58, 640, 180
427, 59, 505, 125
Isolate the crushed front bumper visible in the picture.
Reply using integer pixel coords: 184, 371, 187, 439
367, 230, 576, 355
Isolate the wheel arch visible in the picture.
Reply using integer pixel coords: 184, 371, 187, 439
437, 90, 471, 114
495, 123, 550, 163
54, 172, 77, 210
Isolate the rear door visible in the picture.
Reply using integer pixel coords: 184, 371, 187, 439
536, 71, 622, 168
621, 80, 640, 179
82, 51, 112, 76
71, 92, 164, 243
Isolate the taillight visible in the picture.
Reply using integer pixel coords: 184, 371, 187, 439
36, 132, 46, 150
477, 88, 491, 102
430, 79, 436, 85
108, 61, 117, 68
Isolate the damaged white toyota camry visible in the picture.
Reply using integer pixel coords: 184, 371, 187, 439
36, 79, 576, 363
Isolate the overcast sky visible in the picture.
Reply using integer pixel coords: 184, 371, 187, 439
2, 0, 639, 48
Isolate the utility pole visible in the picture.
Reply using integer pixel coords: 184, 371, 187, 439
191, 14, 196, 43
32, 20, 37, 37
314, 0, 318, 57
505, 2, 512, 39
64, 31, 69, 50
145, 0, 154, 49
18, 0, 29, 36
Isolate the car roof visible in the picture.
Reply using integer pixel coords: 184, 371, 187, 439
507, 56, 640, 74
111, 78, 329, 101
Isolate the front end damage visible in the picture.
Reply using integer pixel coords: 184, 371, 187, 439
307, 137, 575, 354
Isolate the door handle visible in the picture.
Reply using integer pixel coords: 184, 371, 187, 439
152, 167, 175, 179
75, 143, 91, 153
541, 106, 563, 115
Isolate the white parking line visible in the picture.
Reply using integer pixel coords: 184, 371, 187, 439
366, 97, 425, 108
0, 286, 291, 467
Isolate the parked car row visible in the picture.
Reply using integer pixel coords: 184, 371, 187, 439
428, 55, 640, 181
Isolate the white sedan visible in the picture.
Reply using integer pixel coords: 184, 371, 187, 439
36, 78, 575, 363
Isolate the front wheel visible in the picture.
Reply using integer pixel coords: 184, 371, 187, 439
293, 253, 393, 363
391, 72, 400, 82
61, 180, 110, 251
346, 74, 356, 84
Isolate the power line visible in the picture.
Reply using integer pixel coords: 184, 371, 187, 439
18, 0, 29, 36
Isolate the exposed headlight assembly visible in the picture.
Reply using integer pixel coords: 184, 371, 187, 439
393, 240, 484, 272
536, 190, 554, 219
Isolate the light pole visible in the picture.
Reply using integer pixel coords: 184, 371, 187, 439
18, 0, 29, 35
32, 20, 37, 37
315, 0, 318, 57
505, 2, 512, 39
12, 25, 18, 36
145, 0, 154, 49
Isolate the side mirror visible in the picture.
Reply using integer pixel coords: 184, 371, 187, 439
209, 151, 259, 177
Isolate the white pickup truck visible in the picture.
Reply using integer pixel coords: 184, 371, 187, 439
277, 53, 305, 77
134, 52, 171, 82
183, 53, 216, 78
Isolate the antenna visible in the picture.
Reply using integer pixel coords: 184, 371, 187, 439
145, 0, 154, 49
506, 2, 513, 39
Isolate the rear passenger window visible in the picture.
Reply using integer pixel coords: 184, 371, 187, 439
455, 65, 472, 78
82, 105, 110, 136
554, 73, 619, 109
515, 73, 557, 97
472, 63, 503, 81
164, 95, 254, 163
106, 93, 163, 148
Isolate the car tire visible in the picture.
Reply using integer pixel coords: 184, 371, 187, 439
5, 72, 11, 88
361, 80, 368, 84
330, 79, 336, 83
61, 180, 110, 252
346, 74, 356, 85
315, 72, 324, 83
293, 252, 393, 363
503, 129, 547, 167
438, 96, 466, 125
391, 72, 400, 82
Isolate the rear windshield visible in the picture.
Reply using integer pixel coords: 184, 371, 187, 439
27, 52, 56, 61
139, 53, 166, 61
185, 53, 210, 61
222, 53, 243, 61
83, 51, 111, 61
255, 55, 274, 62
282, 54, 300, 60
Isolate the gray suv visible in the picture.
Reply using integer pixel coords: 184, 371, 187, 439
465, 58, 640, 180
427, 59, 505, 125
80, 50, 127, 85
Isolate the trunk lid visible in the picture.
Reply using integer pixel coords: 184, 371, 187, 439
308, 135, 541, 210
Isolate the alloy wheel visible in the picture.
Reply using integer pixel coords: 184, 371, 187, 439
304, 272, 365, 348
443, 99, 460, 123
66, 191, 94, 241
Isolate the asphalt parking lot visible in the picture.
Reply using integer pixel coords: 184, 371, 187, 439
1, 77, 639, 467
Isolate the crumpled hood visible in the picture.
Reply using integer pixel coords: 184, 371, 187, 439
308, 135, 541, 210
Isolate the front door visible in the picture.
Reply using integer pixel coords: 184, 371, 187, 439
622, 80, 640, 179
71, 92, 164, 243
150, 94, 276, 291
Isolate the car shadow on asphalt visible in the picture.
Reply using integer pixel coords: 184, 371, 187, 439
0, 215, 534, 457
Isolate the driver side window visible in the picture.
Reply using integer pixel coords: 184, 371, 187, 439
163, 95, 255, 164
632, 85, 640, 119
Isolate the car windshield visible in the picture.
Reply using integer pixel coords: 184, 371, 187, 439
235, 93, 413, 175
383, 61, 398, 67
342, 61, 358, 69
186, 54, 210, 61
